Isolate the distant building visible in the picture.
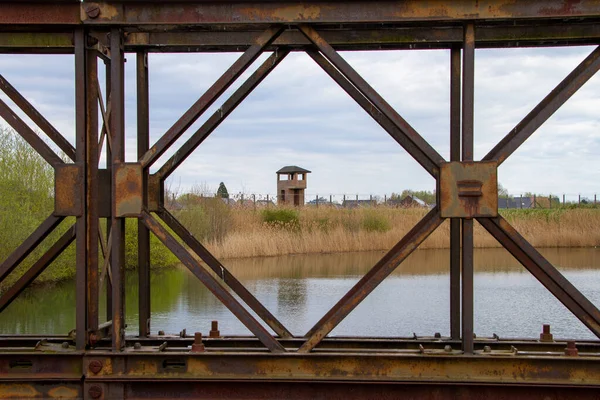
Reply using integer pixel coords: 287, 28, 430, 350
277, 166, 311, 207
400, 195, 428, 208
498, 196, 533, 209
342, 199, 376, 208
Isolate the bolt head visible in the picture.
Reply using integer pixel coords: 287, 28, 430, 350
88, 385, 103, 399
89, 360, 103, 374
85, 4, 101, 19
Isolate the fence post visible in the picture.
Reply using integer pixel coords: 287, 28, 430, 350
316, 194, 319, 208
563, 194, 565, 205
343, 194, 346, 207
356, 194, 359, 201
549, 194, 552, 209
253, 194, 256, 210
266, 194, 270, 207
330, 194, 332, 205
384, 194, 387, 204
533, 194, 536, 208
579, 194, 581, 204
595, 194, 597, 205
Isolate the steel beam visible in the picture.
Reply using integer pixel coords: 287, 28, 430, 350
299, 25, 445, 178
0, 98, 64, 167
484, 45, 600, 165
123, 23, 600, 52
306, 50, 439, 177
449, 45, 461, 341
74, 28, 88, 350
300, 208, 444, 353
156, 48, 290, 180
83, 1, 600, 25
137, 51, 151, 338
0, 215, 63, 283
0, 74, 75, 161
461, 23, 475, 355
139, 26, 284, 169
0, 225, 76, 314
110, 27, 126, 351
141, 212, 286, 353
478, 216, 600, 338
158, 208, 293, 339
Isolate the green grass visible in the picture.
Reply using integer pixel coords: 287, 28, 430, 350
0, 127, 178, 291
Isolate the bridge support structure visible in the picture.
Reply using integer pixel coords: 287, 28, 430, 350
1, 1, 600, 398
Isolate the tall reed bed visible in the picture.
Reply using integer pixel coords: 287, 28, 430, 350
172, 202, 600, 260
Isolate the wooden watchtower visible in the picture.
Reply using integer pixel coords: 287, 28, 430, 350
276, 166, 311, 206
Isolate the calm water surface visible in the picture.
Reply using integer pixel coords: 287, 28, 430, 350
1, 247, 599, 340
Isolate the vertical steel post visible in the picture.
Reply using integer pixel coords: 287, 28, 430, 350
110, 28, 126, 350
74, 28, 87, 350
450, 45, 461, 340
461, 23, 475, 354
86, 39, 99, 337
105, 59, 113, 323
137, 51, 151, 337
563, 194, 566, 205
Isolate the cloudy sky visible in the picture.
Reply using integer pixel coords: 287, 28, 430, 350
0, 45, 598, 202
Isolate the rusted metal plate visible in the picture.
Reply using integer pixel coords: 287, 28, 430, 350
0, 383, 81, 399
54, 163, 83, 217
147, 174, 161, 212
83, 1, 600, 25
440, 161, 498, 218
81, 352, 600, 386
115, 163, 142, 217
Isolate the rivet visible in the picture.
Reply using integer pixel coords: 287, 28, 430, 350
84, 4, 101, 19
88, 360, 103, 374
88, 385, 103, 399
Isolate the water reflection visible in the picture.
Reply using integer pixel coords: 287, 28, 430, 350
1, 247, 599, 340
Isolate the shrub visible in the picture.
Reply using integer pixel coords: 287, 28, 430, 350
261, 208, 300, 230
174, 197, 231, 243
361, 212, 391, 233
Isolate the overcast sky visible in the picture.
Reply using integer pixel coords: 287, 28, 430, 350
0, 45, 598, 201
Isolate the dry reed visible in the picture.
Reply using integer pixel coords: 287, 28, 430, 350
172, 205, 600, 260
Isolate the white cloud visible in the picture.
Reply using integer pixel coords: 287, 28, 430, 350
0, 45, 598, 199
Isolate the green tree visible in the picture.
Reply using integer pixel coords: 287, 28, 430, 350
217, 182, 229, 198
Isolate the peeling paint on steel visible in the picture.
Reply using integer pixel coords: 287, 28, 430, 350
54, 163, 83, 217
115, 163, 143, 217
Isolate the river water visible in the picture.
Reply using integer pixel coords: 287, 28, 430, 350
1, 247, 599, 340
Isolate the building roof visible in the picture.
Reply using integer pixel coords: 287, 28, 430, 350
276, 165, 311, 174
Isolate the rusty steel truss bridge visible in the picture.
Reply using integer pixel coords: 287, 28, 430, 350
1, 1, 600, 398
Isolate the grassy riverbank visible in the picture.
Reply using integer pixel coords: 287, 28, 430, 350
174, 203, 600, 260
0, 127, 178, 290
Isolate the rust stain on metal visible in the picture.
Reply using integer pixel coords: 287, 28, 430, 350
47, 386, 79, 399
147, 174, 161, 212
242, 5, 322, 21
54, 163, 83, 217
440, 161, 498, 218
0, 384, 41, 398
115, 163, 143, 217
83, 2, 120, 22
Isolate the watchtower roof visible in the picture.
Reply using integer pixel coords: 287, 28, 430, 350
276, 166, 311, 174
